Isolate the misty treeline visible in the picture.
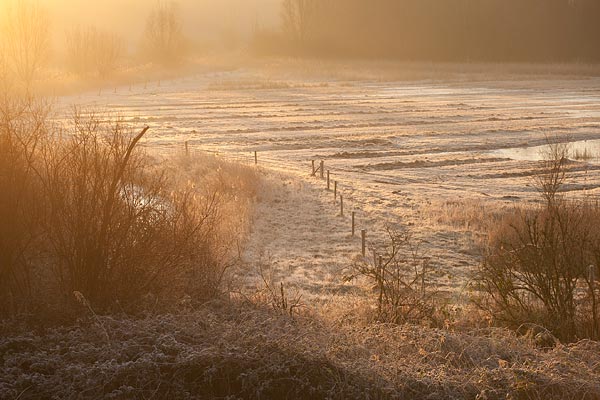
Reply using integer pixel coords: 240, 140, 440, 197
0, 0, 186, 90
256, 0, 600, 62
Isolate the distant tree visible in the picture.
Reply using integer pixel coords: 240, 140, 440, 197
281, 0, 320, 48
142, 1, 186, 67
1, 0, 50, 90
66, 26, 123, 79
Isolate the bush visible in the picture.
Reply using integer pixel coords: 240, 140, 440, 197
345, 227, 438, 325
0, 99, 256, 318
0, 93, 48, 315
478, 142, 600, 342
479, 202, 600, 341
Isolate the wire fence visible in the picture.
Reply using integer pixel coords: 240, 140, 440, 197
143, 140, 381, 258
143, 140, 600, 265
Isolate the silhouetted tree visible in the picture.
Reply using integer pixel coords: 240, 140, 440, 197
142, 1, 186, 67
281, 0, 320, 49
1, 0, 50, 90
66, 26, 123, 79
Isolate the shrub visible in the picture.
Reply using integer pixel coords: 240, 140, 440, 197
479, 202, 600, 341
346, 227, 438, 325
0, 92, 48, 315
478, 142, 600, 341
38, 112, 246, 312
0, 99, 256, 317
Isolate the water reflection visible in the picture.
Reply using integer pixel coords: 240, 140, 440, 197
490, 139, 600, 162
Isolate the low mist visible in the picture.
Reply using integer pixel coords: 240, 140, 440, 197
3, 1, 600, 399
43, 0, 279, 50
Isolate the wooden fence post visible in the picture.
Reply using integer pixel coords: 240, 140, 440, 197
340, 195, 344, 216
254, 151, 258, 165
361, 230, 366, 257
334, 181, 337, 201
312, 160, 315, 176
185, 141, 189, 155
327, 170, 330, 190
590, 265, 598, 338
378, 255, 384, 311
373, 250, 378, 268
352, 211, 355, 236
320, 161, 324, 179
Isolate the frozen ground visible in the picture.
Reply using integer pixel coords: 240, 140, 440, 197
57, 70, 600, 302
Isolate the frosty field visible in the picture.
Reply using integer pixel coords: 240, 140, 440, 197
57, 71, 600, 302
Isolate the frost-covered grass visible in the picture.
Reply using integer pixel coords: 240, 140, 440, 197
55, 71, 600, 298
14, 68, 598, 399
2, 301, 600, 400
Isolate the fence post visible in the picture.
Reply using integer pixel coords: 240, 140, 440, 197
340, 195, 344, 217
361, 230, 366, 257
254, 151, 258, 165
378, 255, 384, 311
312, 160, 315, 176
373, 250, 378, 268
591, 265, 598, 338
334, 181, 337, 201
185, 141, 189, 156
352, 211, 355, 236
320, 161, 324, 179
327, 170, 330, 190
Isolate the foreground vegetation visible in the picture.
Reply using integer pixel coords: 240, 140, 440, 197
2, 67, 600, 400
2, 301, 600, 399
0, 93, 258, 319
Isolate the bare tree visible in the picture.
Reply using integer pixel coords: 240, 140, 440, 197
281, 0, 319, 47
0, 90, 49, 315
534, 139, 570, 207
66, 26, 123, 79
1, 0, 50, 90
142, 1, 186, 67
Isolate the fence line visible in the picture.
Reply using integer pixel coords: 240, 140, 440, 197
309, 158, 380, 260
146, 141, 378, 259
143, 142, 600, 263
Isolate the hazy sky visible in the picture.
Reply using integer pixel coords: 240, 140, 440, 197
37, 0, 280, 48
